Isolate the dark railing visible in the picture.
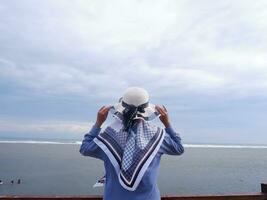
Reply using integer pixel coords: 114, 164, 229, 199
1, 183, 266, 200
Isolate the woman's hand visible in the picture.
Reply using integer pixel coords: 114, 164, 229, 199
95, 106, 112, 128
155, 105, 171, 128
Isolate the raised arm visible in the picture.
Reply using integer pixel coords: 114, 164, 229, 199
155, 105, 184, 155
159, 126, 184, 155
79, 106, 111, 159
79, 125, 103, 159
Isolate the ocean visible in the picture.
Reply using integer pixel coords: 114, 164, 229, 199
0, 140, 267, 196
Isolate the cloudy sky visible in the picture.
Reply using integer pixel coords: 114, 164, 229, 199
0, 0, 267, 144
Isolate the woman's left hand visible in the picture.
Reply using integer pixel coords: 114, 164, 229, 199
95, 106, 112, 128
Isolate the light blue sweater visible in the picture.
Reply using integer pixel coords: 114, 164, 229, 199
79, 123, 184, 200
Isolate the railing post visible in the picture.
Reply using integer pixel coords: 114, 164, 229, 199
261, 183, 267, 193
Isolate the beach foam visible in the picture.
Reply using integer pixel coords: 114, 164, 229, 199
0, 140, 81, 145
0, 140, 267, 148
183, 144, 267, 149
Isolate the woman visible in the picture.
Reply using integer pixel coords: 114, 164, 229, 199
79, 87, 184, 200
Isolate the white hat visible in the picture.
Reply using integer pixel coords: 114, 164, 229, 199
110, 87, 159, 121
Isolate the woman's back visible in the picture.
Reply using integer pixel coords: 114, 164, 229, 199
80, 119, 184, 200
79, 87, 184, 200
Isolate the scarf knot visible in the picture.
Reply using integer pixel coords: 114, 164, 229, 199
122, 101, 148, 132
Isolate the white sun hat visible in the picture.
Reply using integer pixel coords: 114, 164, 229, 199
110, 87, 159, 121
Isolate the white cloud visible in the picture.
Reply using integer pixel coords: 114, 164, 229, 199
0, 118, 93, 134
0, 57, 226, 98
1, 0, 267, 100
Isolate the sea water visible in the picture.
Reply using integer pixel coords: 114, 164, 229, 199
0, 141, 266, 196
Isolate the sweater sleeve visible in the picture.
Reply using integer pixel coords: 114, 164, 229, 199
158, 126, 184, 155
79, 125, 105, 160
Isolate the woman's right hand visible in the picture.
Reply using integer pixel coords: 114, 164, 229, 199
95, 106, 112, 128
155, 105, 171, 128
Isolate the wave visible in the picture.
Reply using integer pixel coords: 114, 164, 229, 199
183, 144, 267, 149
0, 140, 82, 145
0, 140, 267, 148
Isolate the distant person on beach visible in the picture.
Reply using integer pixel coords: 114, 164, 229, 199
11, 180, 14, 184
17, 179, 21, 184
0, 180, 3, 185
80, 87, 184, 200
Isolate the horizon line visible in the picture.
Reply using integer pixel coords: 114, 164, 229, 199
0, 140, 267, 148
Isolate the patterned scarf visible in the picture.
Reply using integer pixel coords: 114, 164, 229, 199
93, 118, 165, 191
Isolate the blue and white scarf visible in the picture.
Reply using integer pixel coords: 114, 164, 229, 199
93, 118, 165, 191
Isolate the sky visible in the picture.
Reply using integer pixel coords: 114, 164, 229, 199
0, 0, 267, 144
